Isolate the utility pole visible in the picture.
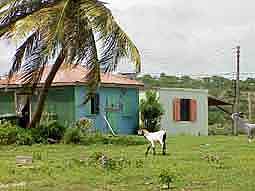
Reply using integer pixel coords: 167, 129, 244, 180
234, 46, 240, 136
248, 92, 252, 121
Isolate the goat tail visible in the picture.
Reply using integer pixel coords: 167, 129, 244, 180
162, 132, 167, 155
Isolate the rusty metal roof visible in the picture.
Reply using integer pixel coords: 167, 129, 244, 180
208, 96, 233, 106
0, 65, 144, 88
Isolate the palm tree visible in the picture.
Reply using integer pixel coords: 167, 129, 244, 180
0, 0, 141, 127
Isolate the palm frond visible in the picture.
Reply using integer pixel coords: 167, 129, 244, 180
3, 2, 63, 88
20, 41, 47, 86
8, 31, 39, 80
0, 23, 15, 38
0, 0, 10, 8
0, 0, 62, 30
18, 3, 67, 87
7, 0, 69, 85
39, 1, 70, 59
81, 32, 100, 98
80, 0, 141, 73
0, 0, 17, 11
61, 2, 100, 101
0, 15, 39, 41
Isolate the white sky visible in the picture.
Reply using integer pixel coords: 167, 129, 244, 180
106, 0, 167, 9
0, 0, 254, 78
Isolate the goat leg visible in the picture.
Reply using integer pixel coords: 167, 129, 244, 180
145, 145, 151, 156
153, 147, 156, 155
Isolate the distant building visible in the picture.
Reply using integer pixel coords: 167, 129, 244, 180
0, 66, 143, 134
118, 72, 138, 80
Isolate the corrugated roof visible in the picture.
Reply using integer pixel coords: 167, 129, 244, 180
208, 96, 233, 106
0, 65, 144, 87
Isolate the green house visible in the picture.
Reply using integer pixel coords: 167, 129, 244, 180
0, 66, 143, 134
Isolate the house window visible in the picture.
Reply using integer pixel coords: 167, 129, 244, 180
173, 98, 197, 122
180, 99, 190, 121
90, 94, 100, 114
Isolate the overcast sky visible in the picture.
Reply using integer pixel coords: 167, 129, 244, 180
1, 0, 254, 78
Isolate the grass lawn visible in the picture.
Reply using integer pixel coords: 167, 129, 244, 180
0, 135, 255, 191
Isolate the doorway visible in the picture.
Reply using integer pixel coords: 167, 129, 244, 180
16, 94, 31, 128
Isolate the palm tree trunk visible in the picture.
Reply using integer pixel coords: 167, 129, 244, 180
28, 49, 66, 128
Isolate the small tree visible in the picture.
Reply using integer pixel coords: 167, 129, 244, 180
159, 169, 177, 190
140, 90, 164, 132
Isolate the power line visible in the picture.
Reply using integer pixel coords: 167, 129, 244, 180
140, 72, 255, 79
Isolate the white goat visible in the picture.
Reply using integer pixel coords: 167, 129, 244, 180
231, 112, 255, 143
138, 129, 167, 155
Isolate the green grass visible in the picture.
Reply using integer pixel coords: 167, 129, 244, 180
0, 135, 255, 190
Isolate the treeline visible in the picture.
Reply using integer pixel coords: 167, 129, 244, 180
137, 73, 255, 128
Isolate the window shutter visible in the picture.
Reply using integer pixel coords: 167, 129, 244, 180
90, 94, 100, 114
95, 94, 100, 114
173, 98, 181, 121
190, 99, 197, 122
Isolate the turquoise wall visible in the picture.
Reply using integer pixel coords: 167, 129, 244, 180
0, 92, 15, 115
74, 86, 139, 134
0, 85, 139, 135
32, 86, 75, 126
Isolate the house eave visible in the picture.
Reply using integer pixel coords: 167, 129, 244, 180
0, 82, 144, 90
208, 96, 233, 106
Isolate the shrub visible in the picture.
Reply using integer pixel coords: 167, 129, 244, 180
0, 113, 66, 145
34, 112, 67, 143
64, 128, 147, 146
64, 127, 83, 144
159, 169, 178, 190
140, 90, 164, 132
88, 152, 131, 171
0, 121, 18, 145
16, 129, 34, 145
38, 120, 66, 140
64, 118, 97, 145
80, 132, 108, 145
63, 118, 147, 146
0, 120, 15, 128
0, 127, 17, 145
0, 121, 35, 145
104, 136, 147, 146
208, 124, 233, 136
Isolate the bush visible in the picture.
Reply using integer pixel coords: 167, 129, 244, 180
64, 130, 106, 145
208, 124, 233, 136
0, 120, 35, 145
0, 113, 66, 145
16, 129, 34, 145
64, 127, 83, 144
159, 169, 178, 190
88, 152, 131, 171
37, 120, 66, 141
63, 118, 93, 144
104, 136, 147, 146
80, 132, 108, 145
0, 127, 17, 145
0, 120, 18, 145
140, 90, 164, 132
34, 112, 67, 143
